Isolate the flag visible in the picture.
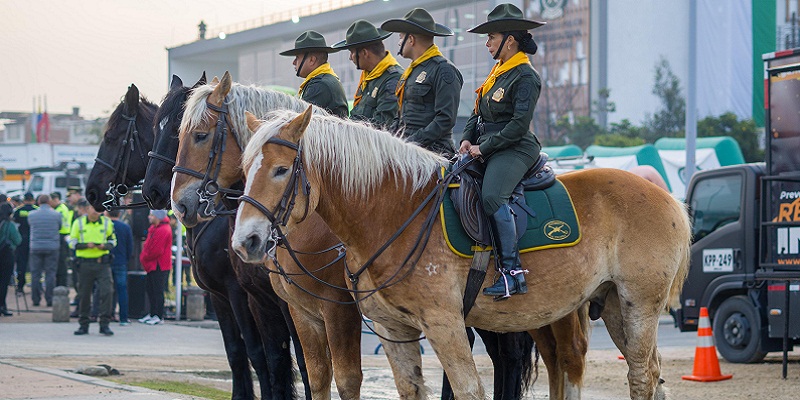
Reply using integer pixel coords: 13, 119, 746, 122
30, 96, 40, 143
37, 95, 50, 142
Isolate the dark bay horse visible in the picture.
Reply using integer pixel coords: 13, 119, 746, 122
233, 108, 691, 399
90, 75, 305, 400
171, 72, 588, 399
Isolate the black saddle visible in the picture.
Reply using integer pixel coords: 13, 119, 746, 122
449, 153, 555, 246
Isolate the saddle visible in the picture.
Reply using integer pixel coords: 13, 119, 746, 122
449, 153, 555, 246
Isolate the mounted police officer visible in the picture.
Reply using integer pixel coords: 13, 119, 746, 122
382, 8, 463, 157
70, 200, 117, 336
280, 30, 349, 118
460, 4, 545, 299
333, 20, 403, 128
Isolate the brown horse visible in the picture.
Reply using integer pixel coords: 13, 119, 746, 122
232, 107, 691, 400
171, 73, 363, 399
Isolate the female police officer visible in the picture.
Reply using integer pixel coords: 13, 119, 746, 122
459, 3, 544, 299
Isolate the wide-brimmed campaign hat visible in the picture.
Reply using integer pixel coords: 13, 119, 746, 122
279, 30, 339, 56
332, 20, 392, 50
468, 3, 545, 34
381, 8, 453, 37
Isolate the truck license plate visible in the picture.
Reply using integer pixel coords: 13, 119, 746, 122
702, 248, 734, 272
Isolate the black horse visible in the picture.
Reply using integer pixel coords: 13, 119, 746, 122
89, 76, 309, 400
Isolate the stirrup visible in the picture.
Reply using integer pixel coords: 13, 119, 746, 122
483, 268, 528, 300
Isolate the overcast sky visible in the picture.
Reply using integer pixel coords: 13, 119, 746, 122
0, 0, 324, 118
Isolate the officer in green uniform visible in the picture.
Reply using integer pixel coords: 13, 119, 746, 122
332, 20, 403, 128
382, 8, 463, 157
69, 199, 116, 336
460, 3, 545, 299
280, 30, 349, 118
12, 192, 37, 293
50, 191, 74, 287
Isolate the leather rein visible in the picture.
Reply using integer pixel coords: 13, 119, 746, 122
93, 111, 149, 211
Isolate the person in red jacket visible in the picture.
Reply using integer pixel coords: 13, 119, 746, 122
138, 210, 173, 325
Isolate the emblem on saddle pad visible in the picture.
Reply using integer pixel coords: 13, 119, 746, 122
492, 87, 504, 102
544, 220, 571, 241
415, 71, 427, 83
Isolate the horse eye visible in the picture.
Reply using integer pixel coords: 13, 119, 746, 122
194, 132, 209, 142
274, 166, 289, 177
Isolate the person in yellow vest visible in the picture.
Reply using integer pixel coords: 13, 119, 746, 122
332, 20, 403, 128
382, 8, 463, 157
69, 199, 117, 336
280, 30, 349, 118
460, 3, 545, 298
49, 191, 74, 288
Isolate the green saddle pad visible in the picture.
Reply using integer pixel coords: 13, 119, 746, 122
440, 179, 581, 258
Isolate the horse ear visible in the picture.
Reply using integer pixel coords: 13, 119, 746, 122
245, 111, 261, 134
125, 84, 139, 114
210, 76, 220, 85
209, 71, 232, 106
197, 72, 207, 85
285, 105, 313, 143
170, 75, 183, 90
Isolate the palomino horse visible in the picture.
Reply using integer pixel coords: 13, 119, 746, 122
170, 72, 567, 399
169, 74, 362, 399
232, 108, 691, 399
86, 83, 157, 210
93, 75, 305, 400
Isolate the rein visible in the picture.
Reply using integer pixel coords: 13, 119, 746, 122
238, 138, 474, 344
94, 111, 149, 210
172, 101, 244, 217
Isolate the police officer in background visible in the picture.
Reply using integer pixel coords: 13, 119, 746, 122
49, 191, 74, 288
460, 4, 545, 298
332, 20, 403, 128
382, 8, 463, 157
280, 30, 349, 118
70, 199, 116, 336
12, 192, 37, 294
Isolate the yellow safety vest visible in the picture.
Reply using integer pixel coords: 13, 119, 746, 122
55, 203, 73, 235
69, 215, 116, 259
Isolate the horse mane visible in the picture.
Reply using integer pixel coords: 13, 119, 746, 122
105, 96, 158, 135
244, 110, 448, 199
180, 83, 324, 147
154, 84, 191, 139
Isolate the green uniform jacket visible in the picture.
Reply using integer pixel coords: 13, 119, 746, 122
394, 55, 463, 156
300, 73, 350, 118
462, 63, 542, 157
350, 64, 403, 128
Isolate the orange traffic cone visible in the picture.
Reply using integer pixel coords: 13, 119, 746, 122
682, 307, 733, 382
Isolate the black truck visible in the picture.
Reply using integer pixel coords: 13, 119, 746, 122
674, 49, 800, 364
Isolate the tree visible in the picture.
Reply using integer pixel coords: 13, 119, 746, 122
697, 112, 763, 162
594, 133, 645, 147
553, 115, 603, 149
643, 57, 686, 142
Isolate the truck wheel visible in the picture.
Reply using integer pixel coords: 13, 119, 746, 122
713, 296, 767, 363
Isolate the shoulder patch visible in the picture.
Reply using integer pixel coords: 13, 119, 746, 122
515, 82, 533, 112
441, 69, 455, 84
517, 83, 532, 101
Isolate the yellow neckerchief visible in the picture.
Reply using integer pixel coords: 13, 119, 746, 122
298, 63, 338, 95
395, 44, 443, 110
354, 52, 401, 106
474, 51, 531, 112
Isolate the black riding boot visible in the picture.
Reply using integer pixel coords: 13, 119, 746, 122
483, 204, 528, 299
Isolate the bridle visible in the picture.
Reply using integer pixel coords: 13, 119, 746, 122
94, 110, 149, 211
171, 100, 244, 218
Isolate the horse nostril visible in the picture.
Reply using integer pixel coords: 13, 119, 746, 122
174, 202, 187, 216
245, 234, 262, 255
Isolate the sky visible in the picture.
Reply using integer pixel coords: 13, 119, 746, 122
0, 0, 323, 119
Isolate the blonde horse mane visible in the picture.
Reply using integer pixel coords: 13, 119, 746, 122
244, 110, 448, 199
180, 83, 325, 147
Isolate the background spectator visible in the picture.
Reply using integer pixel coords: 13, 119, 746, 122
107, 209, 133, 325
13, 192, 37, 294
138, 210, 172, 325
0, 203, 22, 316
27, 194, 62, 307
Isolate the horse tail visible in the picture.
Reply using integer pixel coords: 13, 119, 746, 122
520, 331, 536, 395
666, 198, 692, 311
532, 341, 540, 386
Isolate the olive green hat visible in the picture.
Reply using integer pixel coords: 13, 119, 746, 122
468, 3, 545, 34
279, 30, 339, 56
381, 8, 453, 37
332, 20, 392, 50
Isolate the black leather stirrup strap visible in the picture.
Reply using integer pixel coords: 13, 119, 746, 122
463, 249, 491, 318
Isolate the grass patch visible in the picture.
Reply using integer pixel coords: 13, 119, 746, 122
116, 379, 231, 400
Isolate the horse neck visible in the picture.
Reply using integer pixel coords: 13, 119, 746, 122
312, 168, 440, 256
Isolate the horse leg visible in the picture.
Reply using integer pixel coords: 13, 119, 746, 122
324, 304, 363, 400
528, 325, 563, 400
613, 288, 663, 399
225, 285, 274, 400
495, 331, 535, 400
373, 321, 428, 400
208, 293, 255, 400
289, 308, 333, 399
441, 327, 475, 400
279, 300, 312, 399
249, 296, 297, 400
422, 319, 485, 399
528, 307, 589, 400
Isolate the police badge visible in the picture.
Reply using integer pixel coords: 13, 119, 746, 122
371, 87, 378, 98
415, 71, 427, 83
492, 87, 505, 102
